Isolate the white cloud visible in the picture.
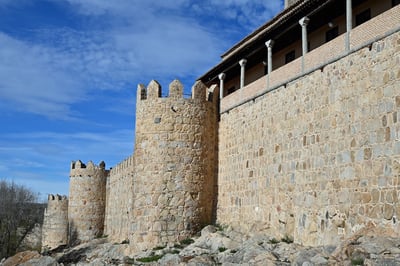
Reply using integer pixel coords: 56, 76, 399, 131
0, 129, 134, 162
0, 0, 283, 118
0, 33, 84, 118
0, 128, 134, 197
60, 0, 224, 77
192, 0, 283, 29
63, 0, 190, 16
0, 0, 284, 198
12, 176, 70, 200
0, 0, 230, 118
64, 0, 283, 27
0, 29, 126, 118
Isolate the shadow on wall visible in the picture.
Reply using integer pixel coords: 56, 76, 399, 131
68, 221, 79, 247
58, 247, 90, 264
211, 120, 219, 225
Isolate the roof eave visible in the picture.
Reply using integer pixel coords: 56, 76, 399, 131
197, 0, 320, 83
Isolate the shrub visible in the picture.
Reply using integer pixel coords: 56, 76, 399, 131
137, 254, 164, 262
180, 238, 194, 245
173, 243, 184, 249
268, 238, 280, 244
215, 223, 225, 231
167, 249, 180, 254
152, 245, 166, 251
281, 235, 293, 244
218, 247, 227, 252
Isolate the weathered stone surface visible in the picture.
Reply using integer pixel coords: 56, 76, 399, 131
104, 156, 134, 243
130, 81, 218, 251
42, 195, 68, 250
19, 224, 42, 252
1, 251, 41, 266
20, 256, 59, 266
200, 225, 217, 237
11, 226, 400, 266
217, 31, 400, 247
158, 253, 182, 266
69, 161, 108, 243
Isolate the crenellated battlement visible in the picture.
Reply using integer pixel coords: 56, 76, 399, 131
70, 160, 86, 169
137, 79, 218, 103
110, 155, 134, 175
48, 194, 68, 202
70, 160, 106, 170
70, 160, 108, 177
45, 194, 68, 215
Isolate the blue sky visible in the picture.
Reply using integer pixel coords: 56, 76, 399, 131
0, 0, 283, 200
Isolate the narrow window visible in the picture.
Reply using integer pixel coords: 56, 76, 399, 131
285, 50, 295, 64
393, 0, 400, 6
355, 9, 371, 26
326, 26, 339, 42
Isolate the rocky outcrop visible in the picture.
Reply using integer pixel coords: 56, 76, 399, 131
18, 224, 42, 253
3, 225, 400, 265
1, 251, 41, 266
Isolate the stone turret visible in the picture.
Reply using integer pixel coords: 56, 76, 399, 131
130, 80, 219, 251
68, 160, 108, 243
41, 194, 68, 250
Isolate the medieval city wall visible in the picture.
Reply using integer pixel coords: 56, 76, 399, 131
130, 80, 218, 251
69, 160, 108, 242
41, 194, 68, 250
104, 155, 134, 243
217, 31, 400, 246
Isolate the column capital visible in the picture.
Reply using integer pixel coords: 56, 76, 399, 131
265, 40, 274, 49
218, 73, 226, 80
299, 16, 310, 27
239, 59, 247, 67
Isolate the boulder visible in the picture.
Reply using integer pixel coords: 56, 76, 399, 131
20, 256, 59, 266
1, 251, 41, 266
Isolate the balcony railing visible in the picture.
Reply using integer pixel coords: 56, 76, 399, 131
220, 4, 400, 113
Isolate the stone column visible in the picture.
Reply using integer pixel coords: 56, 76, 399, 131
218, 73, 226, 99
299, 17, 310, 72
346, 0, 352, 51
265, 40, 274, 89
239, 59, 247, 90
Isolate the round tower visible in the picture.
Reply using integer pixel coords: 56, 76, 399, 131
68, 160, 108, 243
41, 194, 68, 250
130, 79, 218, 251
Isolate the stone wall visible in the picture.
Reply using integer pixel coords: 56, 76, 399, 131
104, 155, 134, 243
41, 194, 68, 250
217, 31, 400, 246
68, 160, 108, 242
130, 80, 218, 251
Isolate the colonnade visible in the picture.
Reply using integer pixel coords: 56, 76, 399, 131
218, 0, 354, 96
